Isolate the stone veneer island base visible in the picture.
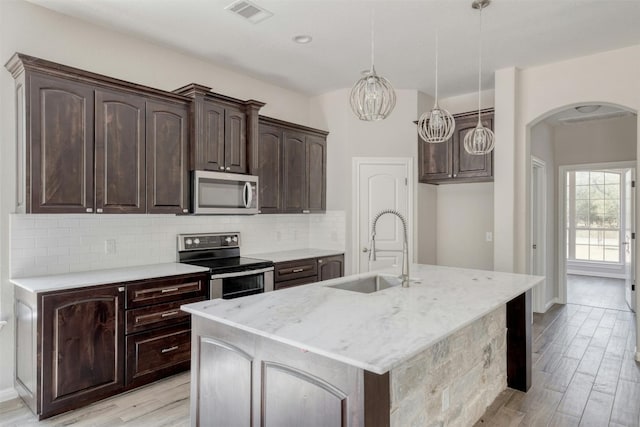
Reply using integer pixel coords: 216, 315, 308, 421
182, 264, 539, 427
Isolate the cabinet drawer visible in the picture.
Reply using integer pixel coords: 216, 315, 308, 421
274, 259, 317, 282
274, 275, 318, 291
126, 324, 191, 388
126, 296, 205, 334
126, 274, 207, 308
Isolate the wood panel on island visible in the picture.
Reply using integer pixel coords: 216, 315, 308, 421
255, 116, 328, 214
274, 254, 344, 290
5, 53, 190, 214
14, 272, 208, 419
418, 108, 494, 184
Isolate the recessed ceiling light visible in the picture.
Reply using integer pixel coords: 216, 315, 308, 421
292, 35, 313, 44
575, 105, 601, 114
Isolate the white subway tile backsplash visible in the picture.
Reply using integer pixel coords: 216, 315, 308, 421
10, 211, 345, 277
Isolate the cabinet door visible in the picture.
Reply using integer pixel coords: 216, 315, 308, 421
199, 101, 225, 172
306, 135, 326, 212
224, 107, 247, 174
95, 89, 146, 213
317, 255, 344, 282
282, 131, 307, 213
28, 73, 94, 213
257, 124, 283, 213
418, 134, 453, 183
41, 285, 125, 418
146, 100, 189, 213
453, 114, 493, 180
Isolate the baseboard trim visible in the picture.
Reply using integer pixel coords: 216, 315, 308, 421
0, 387, 18, 403
544, 298, 559, 312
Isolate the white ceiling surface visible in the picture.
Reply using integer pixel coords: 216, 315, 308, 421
25, 0, 640, 97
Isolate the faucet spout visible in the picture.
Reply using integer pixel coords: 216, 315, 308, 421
369, 209, 410, 288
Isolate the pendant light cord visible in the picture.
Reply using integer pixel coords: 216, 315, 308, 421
477, 6, 483, 125
370, 8, 375, 72
435, 28, 439, 104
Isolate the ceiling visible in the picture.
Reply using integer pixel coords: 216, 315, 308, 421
544, 104, 636, 125
25, 0, 640, 97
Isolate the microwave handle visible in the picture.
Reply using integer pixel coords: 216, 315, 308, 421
244, 182, 253, 208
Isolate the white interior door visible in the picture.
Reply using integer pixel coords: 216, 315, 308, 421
624, 169, 636, 312
354, 159, 411, 273
531, 157, 547, 313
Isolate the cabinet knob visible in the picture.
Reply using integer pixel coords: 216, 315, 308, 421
226, 167, 231, 171
182, 209, 188, 213
118, 287, 125, 292
302, 209, 310, 214
453, 174, 457, 178
96, 208, 103, 213
219, 166, 225, 170
448, 174, 452, 178
86, 208, 93, 213
318, 259, 323, 263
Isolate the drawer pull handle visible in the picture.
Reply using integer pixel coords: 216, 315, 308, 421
161, 346, 179, 354
161, 311, 180, 318
161, 288, 179, 293
292, 268, 304, 273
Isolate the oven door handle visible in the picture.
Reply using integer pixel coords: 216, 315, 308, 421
210, 266, 274, 280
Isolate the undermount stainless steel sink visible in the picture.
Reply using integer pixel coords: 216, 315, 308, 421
326, 274, 402, 294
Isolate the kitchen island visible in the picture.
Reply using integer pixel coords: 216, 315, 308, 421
182, 264, 542, 426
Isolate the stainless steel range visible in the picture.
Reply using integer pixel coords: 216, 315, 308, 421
177, 232, 274, 299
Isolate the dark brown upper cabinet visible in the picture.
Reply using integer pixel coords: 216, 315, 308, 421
6, 53, 191, 214
254, 117, 328, 214
26, 73, 95, 213
173, 84, 264, 174
95, 89, 146, 213
145, 100, 189, 214
418, 108, 494, 185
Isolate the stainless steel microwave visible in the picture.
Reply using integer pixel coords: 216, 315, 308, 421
192, 171, 259, 215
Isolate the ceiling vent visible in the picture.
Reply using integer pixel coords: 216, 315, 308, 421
225, 0, 273, 24
558, 110, 632, 124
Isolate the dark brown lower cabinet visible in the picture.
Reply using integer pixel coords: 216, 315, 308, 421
14, 272, 208, 420
41, 285, 125, 419
274, 254, 344, 291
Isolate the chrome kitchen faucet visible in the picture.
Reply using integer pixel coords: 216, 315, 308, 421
369, 209, 410, 288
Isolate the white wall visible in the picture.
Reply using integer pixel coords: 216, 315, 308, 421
417, 92, 437, 264
432, 90, 495, 270
494, 43, 640, 356
554, 115, 637, 166
436, 183, 494, 269
530, 122, 556, 308
0, 0, 322, 398
310, 89, 421, 275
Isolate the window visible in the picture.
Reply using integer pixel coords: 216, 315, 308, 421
567, 170, 622, 263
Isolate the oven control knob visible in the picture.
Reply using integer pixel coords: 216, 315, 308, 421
194, 238, 200, 245
186, 239, 193, 246
232, 236, 238, 243
225, 237, 232, 244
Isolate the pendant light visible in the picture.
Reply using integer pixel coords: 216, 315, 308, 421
464, 0, 495, 155
349, 8, 396, 121
418, 29, 455, 143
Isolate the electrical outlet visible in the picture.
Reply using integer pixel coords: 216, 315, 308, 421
486, 231, 493, 242
105, 239, 116, 255
442, 386, 450, 411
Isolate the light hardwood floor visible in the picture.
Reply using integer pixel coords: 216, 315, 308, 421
476, 303, 640, 427
0, 372, 190, 427
1, 303, 638, 427
567, 274, 630, 312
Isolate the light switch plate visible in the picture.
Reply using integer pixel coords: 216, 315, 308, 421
486, 231, 493, 242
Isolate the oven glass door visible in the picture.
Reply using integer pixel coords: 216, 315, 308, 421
210, 267, 273, 299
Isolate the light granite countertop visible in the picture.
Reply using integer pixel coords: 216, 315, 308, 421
246, 248, 344, 263
11, 263, 210, 293
182, 264, 543, 375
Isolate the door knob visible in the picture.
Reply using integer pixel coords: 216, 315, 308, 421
362, 247, 369, 253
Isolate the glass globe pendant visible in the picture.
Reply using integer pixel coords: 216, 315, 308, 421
418, 30, 455, 143
350, 9, 396, 121
464, 0, 495, 155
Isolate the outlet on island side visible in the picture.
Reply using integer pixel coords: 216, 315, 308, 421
105, 239, 116, 255
485, 231, 493, 242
